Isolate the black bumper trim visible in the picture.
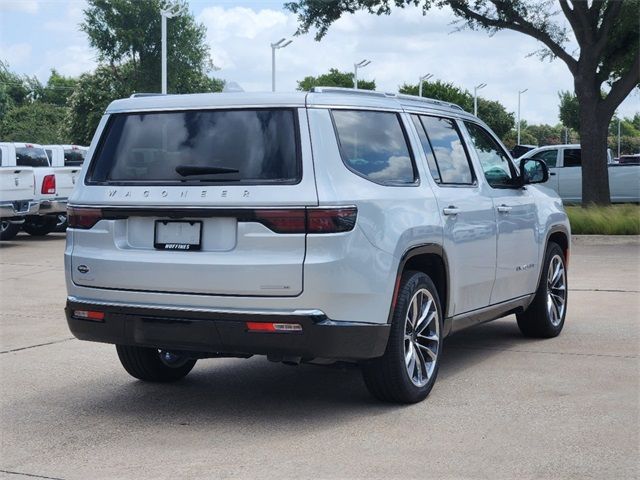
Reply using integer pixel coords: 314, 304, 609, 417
65, 300, 390, 360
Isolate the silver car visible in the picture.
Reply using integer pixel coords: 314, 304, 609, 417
65, 88, 570, 403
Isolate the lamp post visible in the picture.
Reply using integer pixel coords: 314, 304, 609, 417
517, 88, 528, 145
418, 73, 433, 97
617, 116, 621, 158
271, 38, 292, 92
161, 3, 186, 94
473, 82, 486, 116
354, 59, 371, 89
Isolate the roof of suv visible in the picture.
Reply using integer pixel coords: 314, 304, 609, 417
105, 88, 474, 119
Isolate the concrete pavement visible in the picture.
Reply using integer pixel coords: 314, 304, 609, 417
1, 233, 638, 479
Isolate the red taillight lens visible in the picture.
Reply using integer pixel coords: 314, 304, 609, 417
246, 322, 302, 333
73, 310, 105, 321
254, 209, 306, 234
67, 207, 103, 229
307, 207, 357, 233
41, 174, 56, 194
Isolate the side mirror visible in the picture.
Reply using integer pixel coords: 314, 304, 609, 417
520, 158, 549, 185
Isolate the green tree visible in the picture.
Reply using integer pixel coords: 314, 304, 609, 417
286, 0, 640, 206
81, 0, 219, 94
399, 80, 514, 138
558, 90, 580, 131
297, 68, 375, 90
41, 70, 78, 107
0, 102, 70, 144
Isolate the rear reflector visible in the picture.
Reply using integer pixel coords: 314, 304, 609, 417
68, 207, 103, 229
73, 310, 105, 321
41, 174, 56, 194
246, 322, 303, 333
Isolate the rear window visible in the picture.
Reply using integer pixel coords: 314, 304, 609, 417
16, 147, 50, 167
563, 149, 581, 167
64, 148, 86, 166
331, 110, 417, 185
88, 109, 300, 185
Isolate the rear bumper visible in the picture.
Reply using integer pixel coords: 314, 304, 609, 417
38, 198, 67, 214
65, 298, 390, 361
0, 200, 39, 219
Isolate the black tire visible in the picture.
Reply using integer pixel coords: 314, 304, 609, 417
22, 216, 57, 236
54, 214, 68, 232
517, 242, 567, 338
362, 270, 443, 404
0, 221, 20, 241
116, 345, 197, 382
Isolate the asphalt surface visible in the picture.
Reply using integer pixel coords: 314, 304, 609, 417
0, 233, 638, 480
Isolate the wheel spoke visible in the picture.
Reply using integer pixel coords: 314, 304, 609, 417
416, 342, 437, 362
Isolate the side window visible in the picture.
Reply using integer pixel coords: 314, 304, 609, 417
332, 110, 417, 185
411, 115, 441, 183
563, 149, 582, 167
464, 122, 516, 188
419, 115, 474, 185
532, 149, 558, 168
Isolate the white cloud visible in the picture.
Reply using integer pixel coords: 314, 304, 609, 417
0, 0, 39, 14
0, 42, 32, 67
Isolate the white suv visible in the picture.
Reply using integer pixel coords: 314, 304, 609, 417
64, 88, 570, 403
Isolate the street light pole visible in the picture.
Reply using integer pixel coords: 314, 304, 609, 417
418, 73, 433, 97
353, 59, 371, 89
517, 88, 528, 145
161, 4, 186, 95
473, 83, 486, 116
617, 117, 621, 158
271, 38, 292, 92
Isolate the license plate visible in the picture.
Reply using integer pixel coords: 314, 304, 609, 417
154, 220, 202, 251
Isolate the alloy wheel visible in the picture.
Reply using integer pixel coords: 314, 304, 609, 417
404, 288, 440, 387
546, 254, 566, 326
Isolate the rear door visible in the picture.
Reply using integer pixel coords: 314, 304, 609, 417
557, 148, 582, 203
412, 114, 497, 315
71, 107, 317, 297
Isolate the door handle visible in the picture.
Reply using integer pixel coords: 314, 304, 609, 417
497, 205, 512, 213
550, 172, 557, 176
443, 206, 460, 216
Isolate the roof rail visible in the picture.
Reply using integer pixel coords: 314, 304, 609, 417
396, 93, 465, 111
310, 86, 397, 98
310, 86, 464, 111
129, 93, 163, 98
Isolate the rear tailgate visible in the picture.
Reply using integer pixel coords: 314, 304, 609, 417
0, 167, 34, 202
53, 166, 81, 198
71, 107, 318, 297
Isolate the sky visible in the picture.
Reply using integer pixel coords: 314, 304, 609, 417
0, 0, 638, 125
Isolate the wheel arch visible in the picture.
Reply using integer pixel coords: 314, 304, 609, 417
389, 244, 450, 325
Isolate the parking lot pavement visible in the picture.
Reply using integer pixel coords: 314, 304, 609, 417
1, 234, 638, 480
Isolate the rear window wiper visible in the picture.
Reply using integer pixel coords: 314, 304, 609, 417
176, 165, 240, 177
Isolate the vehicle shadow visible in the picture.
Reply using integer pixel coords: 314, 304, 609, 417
68, 317, 539, 431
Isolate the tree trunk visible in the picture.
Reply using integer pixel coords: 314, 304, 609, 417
575, 85, 612, 207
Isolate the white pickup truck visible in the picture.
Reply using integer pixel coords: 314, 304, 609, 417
0, 145, 39, 240
519, 144, 640, 203
44, 145, 87, 230
0, 142, 81, 236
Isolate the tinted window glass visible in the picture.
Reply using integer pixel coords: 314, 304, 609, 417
16, 147, 49, 167
532, 149, 558, 168
419, 116, 473, 184
564, 149, 581, 167
45, 149, 52, 161
332, 110, 416, 184
89, 109, 300, 185
411, 115, 441, 183
64, 148, 86, 166
465, 122, 516, 188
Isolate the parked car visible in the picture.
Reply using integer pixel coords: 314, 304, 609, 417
0, 144, 39, 240
510, 144, 537, 159
44, 144, 88, 231
0, 142, 81, 236
616, 154, 640, 165
518, 144, 640, 203
64, 89, 570, 404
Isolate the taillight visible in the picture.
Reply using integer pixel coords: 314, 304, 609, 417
307, 207, 357, 233
41, 174, 56, 194
252, 207, 357, 234
254, 209, 307, 234
67, 207, 103, 229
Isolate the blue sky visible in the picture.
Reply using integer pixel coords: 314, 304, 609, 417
1, 0, 638, 125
